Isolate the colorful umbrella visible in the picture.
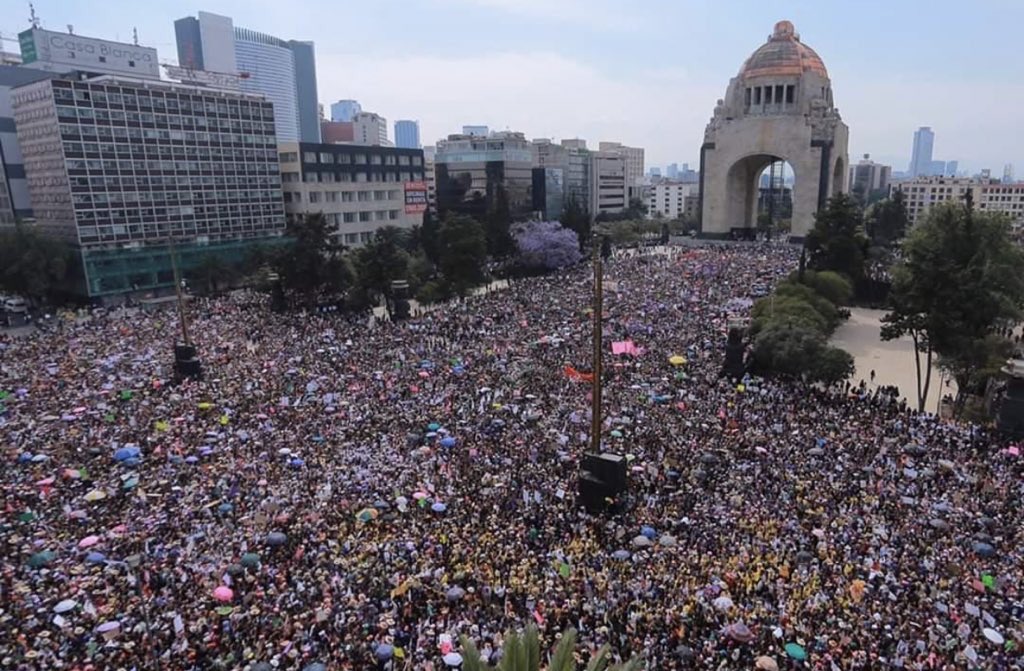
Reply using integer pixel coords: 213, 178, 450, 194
785, 643, 807, 660
213, 586, 233, 602
356, 508, 379, 522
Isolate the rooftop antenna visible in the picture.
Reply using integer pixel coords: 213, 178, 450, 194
67, 24, 73, 35
132, 27, 138, 46
28, 2, 40, 28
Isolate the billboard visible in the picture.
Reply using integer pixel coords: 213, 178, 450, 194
404, 181, 428, 214
18, 28, 160, 79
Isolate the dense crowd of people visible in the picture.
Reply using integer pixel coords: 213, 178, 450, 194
1, 244, 1021, 670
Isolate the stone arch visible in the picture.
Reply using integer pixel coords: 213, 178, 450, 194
724, 153, 799, 233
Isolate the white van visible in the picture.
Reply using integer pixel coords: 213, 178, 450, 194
3, 297, 28, 314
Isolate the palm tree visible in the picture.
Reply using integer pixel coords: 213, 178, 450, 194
460, 624, 642, 671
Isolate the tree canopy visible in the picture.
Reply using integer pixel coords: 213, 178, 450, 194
438, 214, 488, 295
882, 201, 1024, 412
272, 213, 350, 308
805, 192, 868, 282
0, 223, 75, 304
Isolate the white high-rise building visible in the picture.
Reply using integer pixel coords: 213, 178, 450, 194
175, 11, 321, 142
598, 141, 645, 201
353, 112, 389, 146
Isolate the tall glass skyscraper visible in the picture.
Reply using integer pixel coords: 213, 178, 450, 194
394, 120, 420, 149
330, 99, 361, 122
909, 126, 934, 177
175, 11, 320, 143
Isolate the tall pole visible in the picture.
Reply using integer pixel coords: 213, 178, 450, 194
590, 236, 604, 454
167, 235, 191, 346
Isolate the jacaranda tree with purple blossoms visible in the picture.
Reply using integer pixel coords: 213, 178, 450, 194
513, 220, 582, 272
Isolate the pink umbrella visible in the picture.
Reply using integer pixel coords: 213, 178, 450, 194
35, 477, 56, 487
412, 491, 429, 500
78, 535, 101, 549
108, 524, 127, 538
213, 586, 234, 602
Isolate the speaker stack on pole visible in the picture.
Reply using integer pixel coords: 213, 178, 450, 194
578, 452, 627, 514
391, 280, 411, 321
997, 359, 1024, 438
174, 342, 203, 381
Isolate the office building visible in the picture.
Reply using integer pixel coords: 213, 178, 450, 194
666, 163, 678, 179
11, 72, 285, 297
531, 167, 565, 221
353, 111, 388, 146
278, 141, 426, 246
394, 120, 420, 149
598, 141, 645, 201
848, 154, 892, 200
945, 160, 959, 177
423, 145, 437, 214
175, 11, 320, 142
462, 125, 488, 137
893, 176, 1024, 229
589, 152, 627, 216
0, 65, 61, 226
648, 167, 661, 178
909, 126, 934, 177
18, 27, 160, 80
1004, 164, 1015, 183
330, 99, 361, 122
648, 182, 699, 220
435, 130, 534, 221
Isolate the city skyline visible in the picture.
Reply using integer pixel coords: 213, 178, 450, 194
3, 0, 1023, 172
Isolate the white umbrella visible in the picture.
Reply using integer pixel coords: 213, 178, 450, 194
442, 652, 463, 667
632, 535, 652, 547
712, 595, 734, 611
982, 628, 1005, 645
54, 599, 78, 613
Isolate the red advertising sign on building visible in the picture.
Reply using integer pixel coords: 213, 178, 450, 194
404, 181, 428, 214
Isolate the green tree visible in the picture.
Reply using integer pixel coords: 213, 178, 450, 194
352, 226, 410, 317
420, 208, 443, 264
0, 223, 74, 304
560, 196, 591, 251
805, 192, 868, 282
438, 214, 488, 294
751, 321, 853, 384
186, 253, 237, 295
882, 201, 1024, 412
272, 213, 350, 309
461, 624, 641, 671
865, 190, 909, 249
791, 269, 853, 306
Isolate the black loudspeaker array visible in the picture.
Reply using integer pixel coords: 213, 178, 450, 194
578, 452, 627, 514
174, 342, 203, 381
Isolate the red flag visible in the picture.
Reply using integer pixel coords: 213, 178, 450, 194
563, 365, 594, 383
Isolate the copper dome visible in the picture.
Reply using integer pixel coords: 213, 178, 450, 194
739, 20, 828, 79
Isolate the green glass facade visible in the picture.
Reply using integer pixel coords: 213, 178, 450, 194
81, 237, 286, 297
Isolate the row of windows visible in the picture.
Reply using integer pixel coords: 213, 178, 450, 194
298, 151, 421, 167
55, 106, 275, 135
72, 191, 279, 207
286, 189, 400, 204
64, 141, 277, 161
65, 158, 279, 175
744, 84, 796, 108
68, 175, 280, 189
299, 171, 422, 184
319, 211, 401, 224
54, 85, 273, 119
61, 126, 276, 148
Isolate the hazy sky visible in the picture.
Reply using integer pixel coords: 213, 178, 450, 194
6, 0, 1023, 174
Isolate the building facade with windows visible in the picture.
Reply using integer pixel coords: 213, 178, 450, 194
175, 11, 320, 143
848, 154, 891, 199
0, 65, 61, 226
648, 181, 699, 219
892, 176, 1024, 229
435, 131, 534, 221
279, 141, 425, 245
394, 119, 420, 149
353, 111, 388, 146
330, 99, 361, 122
598, 141, 644, 200
12, 73, 285, 297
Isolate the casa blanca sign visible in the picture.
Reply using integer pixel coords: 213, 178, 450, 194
19, 28, 160, 79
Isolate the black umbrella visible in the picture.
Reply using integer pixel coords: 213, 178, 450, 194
973, 542, 996, 558
266, 532, 287, 547
796, 550, 814, 563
